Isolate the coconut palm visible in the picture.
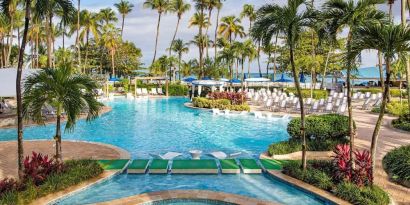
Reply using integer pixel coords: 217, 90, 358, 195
35, 0, 74, 68
204, 0, 220, 57
168, 0, 190, 59
252, 0, 317, 169
167, 39, 189, 80
218, 16, 245, 43
240, 4, 256, 33
23, 65, 103, 162
98, 8, 118, 25
114, 0, 134, 37
76, 0, 81, 71
189, 12, 210, 72
322, 0, 387, 167
143, 0, 170, 64
348, 23, 410, 181
213, 0, 223, 60
190, 34, 212, 78
79, 10, 101, 73
4, 0, 18, 67
102, 24, 121, 77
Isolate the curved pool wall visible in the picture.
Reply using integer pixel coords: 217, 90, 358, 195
0, 98, 290, 158
55, 174, 329, 205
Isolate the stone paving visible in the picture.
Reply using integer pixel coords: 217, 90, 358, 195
0, 140, 129, 179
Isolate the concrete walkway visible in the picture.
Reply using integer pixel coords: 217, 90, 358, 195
0, 140, 130, 179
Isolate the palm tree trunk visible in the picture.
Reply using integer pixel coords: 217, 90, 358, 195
257, 41, 262, 77
241, 58, 244, 89
290, 46, 306, 170
247, 57, 251, 78
85, 30, 89, 73
55, 105, 62, 161
378, 51, 384, 91
266, 52, 271, 77
346, 33, 355, 170
403, 0, 410, 111
153, 13, 162, 64
77, 0, 81, 72
111, 49, 115, 76
205, 9, 212, 58
321, 49, 331, 90
17, 0, 32, 179
272, 33, 279, 81
370, 58, 392, 182
46, 14, 53, 68
214, 8, 220, 60
35, 33, 39, 68
178, 54, 182, 81
121, 14, 125, 37
6, 16, 14, 67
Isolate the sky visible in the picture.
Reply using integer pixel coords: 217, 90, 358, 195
57, 0, 408, 72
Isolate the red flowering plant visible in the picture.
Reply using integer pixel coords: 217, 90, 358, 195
333, 144, 352, 182
208, 92, 247, 105
353, 150, 373, 186
0, 178, 23, 197
23, 152, 64, 185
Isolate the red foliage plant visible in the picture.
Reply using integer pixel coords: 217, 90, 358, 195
0, 178, 23, 197
333, 144, 352, 182
353, 150, 373, 186
208, 92, 247, 105
23, 152, 64, 185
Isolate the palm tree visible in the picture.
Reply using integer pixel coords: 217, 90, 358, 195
35, 0, 74, 68
190, 34, 212, 78
168, 39, 189, 80
213, 0, 223, 60
1, 0, 32, 179
79, 10, 101, 73
322, 0, 387, 168
168, 0, 190, 59
252, 0, 317, 169
98, 8, 118, 25
240, 4, 257, 76
204, 0, 219, 57
102, 24, 121, 77
4, 0, 18, 67
349, 23, 410, 181
143, 0, 170, 64
189, 12, 210, 72
23, 65, 103, 162
114, 0, 134, 37
76, 0, 81, 72
218, 16, 245, 43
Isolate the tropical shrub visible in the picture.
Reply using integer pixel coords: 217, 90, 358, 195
208, 92, 247, 105
285, 88, 328, 100
353, 150, 372, 186
333, 144, 352, 182
357, 88, 408, 98
372, 101, 409, 116
392, 114, 410, 131
287, 114, 351, 141
192, 97, 250, 111
334, 182, 390, 205
267, 138, 348, 155
0, 178, 22, 198
23, 152, 64, 186
165, 83, 189, 96
383, 145, 410, 187
0, 159, 103, 205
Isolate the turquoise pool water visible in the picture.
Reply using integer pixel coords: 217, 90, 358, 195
0, 98, 289, 158
56, 174, 328, 205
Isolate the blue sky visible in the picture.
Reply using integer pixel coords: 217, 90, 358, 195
61, 0, 407, 72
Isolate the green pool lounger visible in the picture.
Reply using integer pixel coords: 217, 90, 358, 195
239, 159, 262, 174
149, 159, 169, 174
127, 160, 150, 174
219, 159, 240, 174
260, 159, 283, 171
97, 159, 130, 170
171, 160, 218, 174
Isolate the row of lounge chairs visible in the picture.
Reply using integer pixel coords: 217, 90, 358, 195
149, 151, 242, 160
0, 101, 11, 114
135, 88, 164, 96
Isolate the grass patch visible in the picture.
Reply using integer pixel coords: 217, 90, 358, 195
0, 160, 103, 205
382, 145, 410, 187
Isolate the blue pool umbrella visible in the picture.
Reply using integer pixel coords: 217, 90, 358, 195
229, 78, 241, 83
183, 77, 197, 82
300, 73, 306, 83
274, 74, 292, 82
109, 77, 120, 82
201, 77, 212, 80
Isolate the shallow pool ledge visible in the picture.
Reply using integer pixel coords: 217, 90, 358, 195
94, 190, 279, 205
266, 170, 352, 205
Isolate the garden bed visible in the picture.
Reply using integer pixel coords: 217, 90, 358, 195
383, 145, 410, 188
391, 114, 410, 132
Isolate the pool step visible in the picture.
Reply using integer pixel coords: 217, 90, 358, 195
220, 159, 240, 174
97, 159, 130, 171
259, 159, 285, 171
149, 159, 169, 174
239, 159, 262, 174
127, 160, 150, 174
171, 160, 218, 174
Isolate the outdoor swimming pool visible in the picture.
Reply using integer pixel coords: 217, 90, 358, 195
0, 97, 290, 158
56, 174, 329, 205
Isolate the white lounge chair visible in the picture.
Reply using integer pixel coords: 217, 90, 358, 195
157, 88, 164, 95
212, 108, 221, 115
337, 103, 347, 114
254, 111, 263, 118
142, 88, 148, 95
136, 88, 143, 96
150, 152, 182, 160
324, 103, 333, 113
151, 88, 158, 95
208, 151, 242, 159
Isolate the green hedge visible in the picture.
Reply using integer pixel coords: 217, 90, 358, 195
392, 114, 410, 131
287, 114, 351, 141
283, 160, 390, 205
0, 160, 103, 204
372, 101, 409, 116
285, 88, 328, 100
357, 88, 408, 98
382, 145, 410, 187
268, 138, 348, 155
164, 83, 189, 96
192, 97, 250, 111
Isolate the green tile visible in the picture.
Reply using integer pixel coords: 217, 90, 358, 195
97, 159, 129, 170
239, 159, 260, 170
220, 159, 240, 170
260, 159, 282, 170
128, 160, 149, 170
172, 160, 217, 169
150, 159, 169, 170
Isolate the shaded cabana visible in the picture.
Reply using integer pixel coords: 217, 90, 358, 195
132, 76, 169, 96
191, 80, 225, 99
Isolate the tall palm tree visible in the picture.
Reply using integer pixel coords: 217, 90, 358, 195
79, 10, 101, 73
213, 0, 223, 60
35, 0, 74, 68
114, 0, 134, 37
240, 4, 257, 76
190, 34, 211, 78
1, 0, 32, 179
322, 0, 387, 168
102, 24, 121, 77
76, 0, 81, 72
218, 15, 245, 43
168, 0, 190, 59
168, 39, 189, 80
143, 0, 170, 64
4, 0, 18, 67
98, 8, 118, 25
23, 65, 103, 162
252, 0, 317, 169
204, 0, 219, 57
189, 12, 209, 73
349, 23, 410, 181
